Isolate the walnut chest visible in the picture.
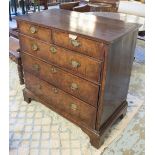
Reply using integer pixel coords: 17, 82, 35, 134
16, 9, 139, 148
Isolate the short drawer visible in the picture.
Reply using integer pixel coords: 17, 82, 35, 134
22, 53, 99, 107
24, 72, 96, 129
20, 34, 102, 83
52, 30, 105, 60
18, 21, 51, 42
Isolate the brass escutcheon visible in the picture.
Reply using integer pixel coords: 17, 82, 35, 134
51, 67, 57, 73
52, 87, 58, 93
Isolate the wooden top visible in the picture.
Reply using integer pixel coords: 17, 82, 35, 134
86, 12, 144, 25
16, 9, 139, 43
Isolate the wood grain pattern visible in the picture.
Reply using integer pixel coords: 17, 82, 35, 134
24, 71, 96, 129
23, 87, 127, 149
53, 30, 105, 60
22, 53, 99, 107
16, 9, 139, 43
96, 30, 138, 130
18, 21, 51, 42
20, 34, 102, 83
16, 9, 139, 148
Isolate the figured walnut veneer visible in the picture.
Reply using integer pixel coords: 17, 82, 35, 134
16, 9, 139, 148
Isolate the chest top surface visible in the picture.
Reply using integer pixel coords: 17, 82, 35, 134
16, 9, 139, 43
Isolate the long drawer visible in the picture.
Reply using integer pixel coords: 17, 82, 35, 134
24, 72, 96, 129
20, 34, 102, 83
52, 30, 105, 60
18, 21, 51, 42
22, 53, 99, 107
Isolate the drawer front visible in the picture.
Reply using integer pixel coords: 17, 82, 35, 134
22, 53, 99, 107
24, 72, 96, 129
20, 34, 102, 83
53, 30, 105, 60
18, 21, 51, 42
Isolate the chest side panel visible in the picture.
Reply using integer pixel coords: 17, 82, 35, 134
96, 30, 138, 130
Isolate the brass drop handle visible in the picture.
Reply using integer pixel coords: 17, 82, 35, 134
52, 87, 58, 94
69, 34, 80, 47
50, 47, 57, 54
71, 83, 78, 91
32, 43, 38, 51
70, 39, 80, 47
70, 60, 80, 68
70, 103, 77, 111
32, 64, 40, 72
30, 26, 37, 34
51, 67, 57, 73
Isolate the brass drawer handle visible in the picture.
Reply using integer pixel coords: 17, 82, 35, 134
51, 67, 57, 73
32, 64, 40, 72
69, 34, 80, 47
30, 26, 37, 34
70, 39, 80, 47
50, 47, 57, 54
32, 43, 38, 51
70, 103, 77, 111
70, 60, 80, 68
52, 87, 58, 94
71, 83, 78, 91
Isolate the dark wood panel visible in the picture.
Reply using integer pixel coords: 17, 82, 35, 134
20, 34, 102, 83
96, 30, 138, 130
24, 71, 96, 129
22, 53, 99, 107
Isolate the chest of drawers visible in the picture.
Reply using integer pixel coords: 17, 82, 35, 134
16, 9, 139, 148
